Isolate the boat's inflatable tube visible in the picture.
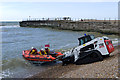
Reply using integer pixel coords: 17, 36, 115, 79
22, 50, 63, 62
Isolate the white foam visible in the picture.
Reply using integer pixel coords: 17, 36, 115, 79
0, 25, 20, 28
2, 69, 13, 78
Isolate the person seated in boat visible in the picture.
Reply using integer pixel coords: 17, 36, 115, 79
30, 47, 37, 55
39, 48, 47, 55
45, 47, 50, 55
39, 51, 42, 55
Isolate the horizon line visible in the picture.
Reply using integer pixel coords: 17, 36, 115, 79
1, 0, 119, 2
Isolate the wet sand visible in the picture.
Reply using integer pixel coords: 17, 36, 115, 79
29, 45, 119, 78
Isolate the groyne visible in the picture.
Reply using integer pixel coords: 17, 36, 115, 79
19, 18, 118, 34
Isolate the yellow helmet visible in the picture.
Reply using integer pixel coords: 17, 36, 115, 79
32, 50, 35, 52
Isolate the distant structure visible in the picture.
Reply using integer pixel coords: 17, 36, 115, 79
20, 17, 118, 34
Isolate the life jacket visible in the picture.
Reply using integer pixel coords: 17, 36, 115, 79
30, 48, 37, 54
39, 51, 42, 55
40, 50, 47, 55
31, 50, 36, 54
33, 48, 37, 52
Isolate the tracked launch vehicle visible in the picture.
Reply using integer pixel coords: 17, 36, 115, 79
60, 35, 114, 65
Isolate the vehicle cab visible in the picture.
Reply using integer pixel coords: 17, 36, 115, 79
78, 34, 95, 46
78, 35, 114, 54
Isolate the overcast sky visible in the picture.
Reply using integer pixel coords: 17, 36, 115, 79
0, 0, 119, 21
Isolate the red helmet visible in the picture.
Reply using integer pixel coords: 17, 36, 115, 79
45, 44, 50, 47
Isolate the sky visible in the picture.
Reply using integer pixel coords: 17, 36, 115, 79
0, 0, 119, 21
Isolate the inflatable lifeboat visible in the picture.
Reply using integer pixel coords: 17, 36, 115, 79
22, 50, 63, 63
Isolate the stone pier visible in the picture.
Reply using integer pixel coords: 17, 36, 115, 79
19, 18, 118, 34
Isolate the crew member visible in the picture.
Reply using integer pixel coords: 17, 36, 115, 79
39, 51, 43, 55
45, 47, 50, 54
30, 47, 37, 55
40, 48, 47, 55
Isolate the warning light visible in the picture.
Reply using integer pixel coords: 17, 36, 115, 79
84, 34, 87, 36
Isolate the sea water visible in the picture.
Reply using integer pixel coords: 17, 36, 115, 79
1, 22, 119, 78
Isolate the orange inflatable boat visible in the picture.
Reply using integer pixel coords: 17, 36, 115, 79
22, 50, 63, 63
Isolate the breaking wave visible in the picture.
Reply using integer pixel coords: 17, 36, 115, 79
0, 26, 20, 28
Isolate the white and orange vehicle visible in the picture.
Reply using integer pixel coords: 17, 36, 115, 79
60, 34, 114, 65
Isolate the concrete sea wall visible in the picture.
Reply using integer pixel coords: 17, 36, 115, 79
19, 19, 118, 34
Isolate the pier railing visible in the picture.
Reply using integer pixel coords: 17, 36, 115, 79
22, 17, 118, 23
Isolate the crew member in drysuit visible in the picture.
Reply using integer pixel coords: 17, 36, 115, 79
39, 48, 47, 55
45, 47, 50, 55
30, 47, 37, 55
44, 44, 50, 54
